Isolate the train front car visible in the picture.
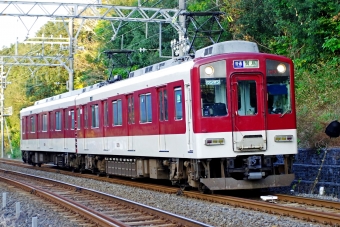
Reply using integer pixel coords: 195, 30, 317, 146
189, 41, 297, 190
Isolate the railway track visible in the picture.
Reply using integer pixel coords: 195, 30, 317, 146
1, 159, 340, 226
0, 167, 210, 227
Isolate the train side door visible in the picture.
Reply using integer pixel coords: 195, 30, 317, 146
231, 74, 267, 152
157, 87, 167, 152
127, 94, 134, 151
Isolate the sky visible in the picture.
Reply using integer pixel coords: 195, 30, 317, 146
0, 0, 99, 50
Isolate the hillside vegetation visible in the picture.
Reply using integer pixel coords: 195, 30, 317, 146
1, 0, 339, 157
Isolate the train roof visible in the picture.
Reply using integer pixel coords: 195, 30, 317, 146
30, 40, 259, 107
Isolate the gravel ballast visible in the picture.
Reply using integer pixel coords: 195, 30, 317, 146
0, 163, 333, 227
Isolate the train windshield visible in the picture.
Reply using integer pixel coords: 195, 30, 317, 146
266, 60, 291, 115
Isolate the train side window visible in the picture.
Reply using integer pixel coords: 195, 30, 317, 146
30, 116, 35, 133
42, 114, 47, 132
128, 95, 135, 124
174, 87, 183, 120
91, 104, 99, 128
77, 108, 81, 129
55, 111, 61, 131
104, 101, 108, 127
113, 100, 122, 126
158, 88, 168, 121
70, 110, 75, 130
140, 93, 152, 123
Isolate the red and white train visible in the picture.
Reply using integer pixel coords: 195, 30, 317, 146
20, 40, 297, 191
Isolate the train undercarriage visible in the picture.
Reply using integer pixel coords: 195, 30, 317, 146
22, 151, 295, 191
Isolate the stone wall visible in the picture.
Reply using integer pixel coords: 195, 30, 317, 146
289, 148, 340, 196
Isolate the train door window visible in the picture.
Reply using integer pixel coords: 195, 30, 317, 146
158, 88, 168, 121
140, 93, 152, 123
128, 95, 135, 124
113, 100, 122, 126
77, 108, 81, 129
30, 116, 35, 133
91, 104, 99, 128
237, 80, 257, 116
84, 105, 88, 129
42, 114, 47, 132
70, 110, 75, 130
49, 112, 53, 131
174, 87, 183, 120
55, 111, 61, 131
64, 110, 68, 130
104, 101, 108, 126
266, 60, 291, 115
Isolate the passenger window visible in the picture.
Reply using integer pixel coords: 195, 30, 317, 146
42, 114, 47, 132
55, 111, 61, 131
140, 93, 152, 123
84, 106, 88, 129
174, 88, 183, 120
104, 101, 108, 126
30, 116, 35, 133
113, 100, 122, 126
91, 104, 99, 128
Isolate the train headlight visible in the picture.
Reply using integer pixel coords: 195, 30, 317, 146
277, 63, 286, 73
274, 135, 293, 142
204, 66, 214, 76
205, 138, 225, 146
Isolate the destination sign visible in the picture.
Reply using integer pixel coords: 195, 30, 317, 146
233, 60, 259, 69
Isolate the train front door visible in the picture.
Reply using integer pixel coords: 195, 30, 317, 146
230, 74, 267, 152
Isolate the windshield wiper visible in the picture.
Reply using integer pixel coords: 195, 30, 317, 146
280, 109, 291, 118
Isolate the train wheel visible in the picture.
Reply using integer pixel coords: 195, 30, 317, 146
198, 183, 208, 194
37, 163, 41, 167
32, 163, 36, 167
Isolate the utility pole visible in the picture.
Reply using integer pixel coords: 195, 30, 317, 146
68, 13, 74, 91
0, 57, 4, 158
178, 0, 186, 57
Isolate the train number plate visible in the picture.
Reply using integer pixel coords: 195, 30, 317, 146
233, 60, 259, 68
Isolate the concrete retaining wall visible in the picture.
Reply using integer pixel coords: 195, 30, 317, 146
288, 148, 340, 196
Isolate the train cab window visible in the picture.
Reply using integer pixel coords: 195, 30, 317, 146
55, 111, 61, 131
113, 100, 122, 126
158, 88, 168, 121
30, 116, 35, 133
104, 101, 108, 126
42, 114, 47, 132
237, 80, 257, 116
174, 87, 182, 120
199, 60, 228, 117
266, 60, 291, 115
70, 110, 75, 130
91, 104, 99, 128
128, 95, 135, 124
140, 93, 152, 123
77, 108, 81, 129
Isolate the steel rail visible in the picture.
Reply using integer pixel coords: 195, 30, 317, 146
0, 174, 125, 227
275, 193, 340, 209
0, 168, 211, 227
3, 159, 340, 225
